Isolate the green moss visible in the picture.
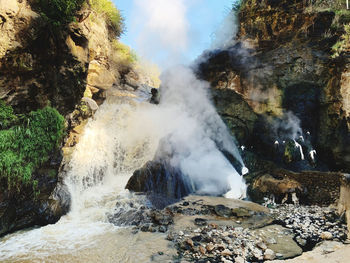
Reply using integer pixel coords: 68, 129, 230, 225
0, 103, 65, 193
90, 0, 125, 37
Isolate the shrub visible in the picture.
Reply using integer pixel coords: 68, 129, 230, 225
90, 0, 125, 37
0, 100, 18, 129
0, 104, 65, 193
36, 0, 85, 26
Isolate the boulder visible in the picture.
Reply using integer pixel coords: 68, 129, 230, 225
126, 160, 194, 204
252, 225, 303, 259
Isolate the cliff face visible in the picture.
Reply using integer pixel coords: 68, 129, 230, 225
0, 0, 87, 114
199, 0, 350, 172
0, 0, 154, 236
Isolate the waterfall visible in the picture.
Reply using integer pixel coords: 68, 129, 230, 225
65, 66, 247, 216
0, 67, 247, 262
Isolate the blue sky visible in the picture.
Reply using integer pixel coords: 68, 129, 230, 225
113, 0, 235, 68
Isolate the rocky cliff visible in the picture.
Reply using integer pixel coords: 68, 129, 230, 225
199, 0, 350, 172
0, 0, 156, 236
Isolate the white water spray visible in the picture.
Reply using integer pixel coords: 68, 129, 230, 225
294, 140, 305, 161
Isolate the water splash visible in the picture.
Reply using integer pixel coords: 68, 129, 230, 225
293, 140, 305, 161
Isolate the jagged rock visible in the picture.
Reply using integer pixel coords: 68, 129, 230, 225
87, 60, 116, 90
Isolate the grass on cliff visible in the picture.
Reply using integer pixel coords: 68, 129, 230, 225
36, 0, 85, 26
332, 23, 350, 56
0, 102, 65, 194
90, 0, 125, 37
111, 40, 138, 70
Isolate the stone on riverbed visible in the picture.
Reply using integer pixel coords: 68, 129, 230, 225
252, 225, 303, 259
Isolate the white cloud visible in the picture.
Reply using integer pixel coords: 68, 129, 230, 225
132, 0, 189, 67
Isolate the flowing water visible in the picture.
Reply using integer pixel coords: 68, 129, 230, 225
0, 67, 247, 262
0, 90, 177, 263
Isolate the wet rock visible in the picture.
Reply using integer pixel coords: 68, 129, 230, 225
158, 225, 167, 233
194, 218, 208, 226
150, 210, 174, 226
231, 207, 252, 218
214, 205, 232, 217
252, 225, 302, 259
126, 160, 194, 203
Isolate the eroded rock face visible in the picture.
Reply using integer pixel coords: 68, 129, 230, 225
247, 170, 343, 205
198, 0, 350, 172
0, 153, 70, 236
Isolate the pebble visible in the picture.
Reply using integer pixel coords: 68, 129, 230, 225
206, 243, 215, 252
256, 241, 267, 250
221, 249, 233, 256
172, 204, 348, 262
321, 231, 333, 240
199, 246, 206, 255
252, 248, 263, 260
264, 248, 276, 260
186, 239, 194, 247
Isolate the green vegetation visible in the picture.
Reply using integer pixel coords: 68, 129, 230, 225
36, 0, 85, 26
90, 0, 125, 37
0, 103, 65, 193
0, 100, 18, 129
332, 23, 350, 56
34, 0, 125, 36
111, 40, 137, 69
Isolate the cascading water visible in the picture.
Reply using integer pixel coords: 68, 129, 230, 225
0, 65, 247, 262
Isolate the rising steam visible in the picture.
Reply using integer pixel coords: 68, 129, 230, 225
157, 65, 246, 197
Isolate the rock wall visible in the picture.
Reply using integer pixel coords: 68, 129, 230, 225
198, 0, 350, 172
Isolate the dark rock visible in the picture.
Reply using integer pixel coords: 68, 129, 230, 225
214, 205, 232, 218
150, 210, 174, 226
0, 158, 70, 236
194, 218, 208, 226
158, 225, 167, 233
126, 160, 194, 204
231, 207, 252, 218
